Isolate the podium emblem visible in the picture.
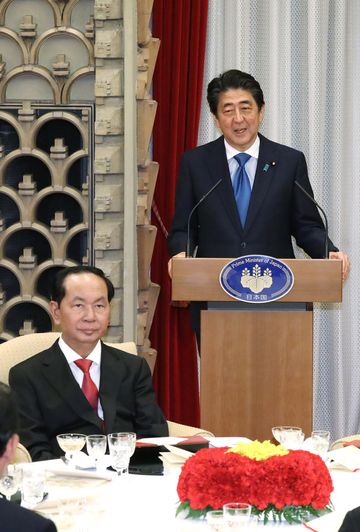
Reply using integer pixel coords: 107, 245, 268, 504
220, 255, 294, 303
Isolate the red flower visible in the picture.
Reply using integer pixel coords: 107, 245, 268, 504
177, 447, 333, 515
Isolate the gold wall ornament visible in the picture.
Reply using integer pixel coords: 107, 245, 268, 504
52, 54, 70, 78
19, 15, 37, 40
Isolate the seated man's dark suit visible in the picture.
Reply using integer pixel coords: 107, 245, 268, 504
0, 497, 57, 532
339, 507, 360, 532
9, 340, 168, 461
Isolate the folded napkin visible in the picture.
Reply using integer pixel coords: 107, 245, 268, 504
302, 510, 347, 532
208, 436, 252, 448
164, 444, 194, 459
45, 459, 115, 481
136, 437, 186, 447
161, 444, 194, 466
159, 452, 184, 466
327, 445, 360, 471
34, 485, 103, 512
63, 450, 112, 470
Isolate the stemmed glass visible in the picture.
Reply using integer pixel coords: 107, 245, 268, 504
56, 433, 86, 465
86, 434, 107, 469
0, 464, 21, 501
107, 432, 136, 476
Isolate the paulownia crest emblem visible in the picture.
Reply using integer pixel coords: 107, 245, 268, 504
241, 264, 273, 294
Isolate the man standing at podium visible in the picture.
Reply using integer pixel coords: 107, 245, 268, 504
167, 69, 349, 339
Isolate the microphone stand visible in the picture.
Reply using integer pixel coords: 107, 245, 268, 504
186, 178, 223, 257
294, 180, 329, 258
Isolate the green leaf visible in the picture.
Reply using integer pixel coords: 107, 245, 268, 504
176, 500, 334, 525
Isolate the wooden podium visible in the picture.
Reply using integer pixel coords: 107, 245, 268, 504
171, 258, 342, 440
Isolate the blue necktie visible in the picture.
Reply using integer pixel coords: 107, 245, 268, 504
233, 153, 251, 227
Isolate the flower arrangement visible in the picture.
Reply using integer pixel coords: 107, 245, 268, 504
176, 440, 333, 525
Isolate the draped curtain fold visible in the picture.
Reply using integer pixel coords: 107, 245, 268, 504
150, 0, 209, 425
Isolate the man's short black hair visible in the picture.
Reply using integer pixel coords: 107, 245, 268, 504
0, 382, 18, 457
51, 266, 115, 305
207, 69, 265, 116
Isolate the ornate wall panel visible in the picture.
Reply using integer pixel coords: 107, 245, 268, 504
93, 0, 125, 346
0, 0, 96, 342
0, 0, 160, 374
0, 103, 93, 339
135, 0, 160, 370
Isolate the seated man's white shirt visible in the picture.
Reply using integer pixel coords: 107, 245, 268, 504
58, 335, 104, 419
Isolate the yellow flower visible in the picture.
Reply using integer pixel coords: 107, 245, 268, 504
227, 440, 289, 461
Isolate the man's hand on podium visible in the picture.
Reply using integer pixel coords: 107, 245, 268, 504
168, 251, 189, 307
168, 251, 186, 278
329, 251, 350, 281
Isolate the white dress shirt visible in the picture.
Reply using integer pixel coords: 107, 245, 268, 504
58, 335, 104, 419
224, 135, 260, 189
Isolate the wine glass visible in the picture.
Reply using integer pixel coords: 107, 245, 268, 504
56, 433, 86, 465
86, 434, 107, 469
107, 432, 136, 476
0, 464, 21, 501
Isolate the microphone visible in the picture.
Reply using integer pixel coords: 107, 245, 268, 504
294, 180, 329, 258
186, 178, 223, 257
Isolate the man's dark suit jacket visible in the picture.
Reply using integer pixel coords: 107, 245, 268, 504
168, 134, 337, 259
0, 498, 57, 532
339, 507, 360, 532
9, 341, 168, 461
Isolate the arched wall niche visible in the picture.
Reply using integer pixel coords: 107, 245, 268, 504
0, 0, 57, 33
0, 32, 27, 68
64, 0, 94, 33
30, 28, 93, 65
62, 69, 95, 103
2, 70, 58, 102
0, 114, 21, 150
34, 31, 93, 70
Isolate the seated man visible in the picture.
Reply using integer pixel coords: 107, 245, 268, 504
339, 507, 360, 531
9, 266, 168, 461
0, 382, 57, 531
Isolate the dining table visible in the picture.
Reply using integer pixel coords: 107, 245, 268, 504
21, 437, 360, 532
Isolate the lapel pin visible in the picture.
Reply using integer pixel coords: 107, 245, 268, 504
263, 163, 270, 172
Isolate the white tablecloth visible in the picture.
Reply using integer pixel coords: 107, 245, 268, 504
27, 459, 360, 532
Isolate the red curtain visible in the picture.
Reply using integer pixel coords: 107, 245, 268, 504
150, 0, 209, 425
